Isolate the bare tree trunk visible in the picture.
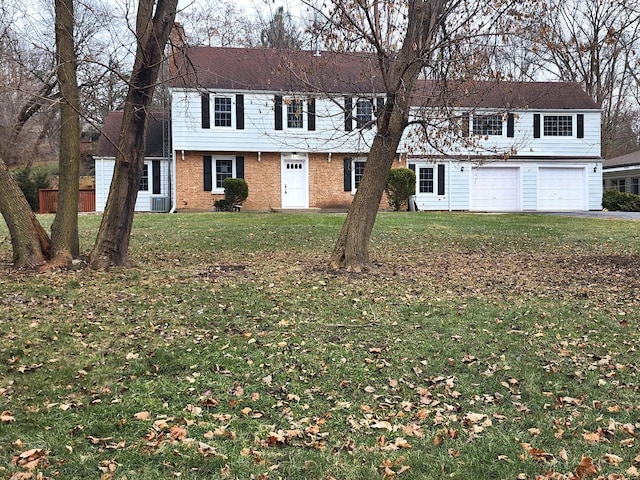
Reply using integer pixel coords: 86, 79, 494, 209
0, 159, 51, 267
89, 0, 178, 269
50, 0, 80, 265
330, 0, 446, 271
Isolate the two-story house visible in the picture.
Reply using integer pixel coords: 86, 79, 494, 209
95, 46, 602, 212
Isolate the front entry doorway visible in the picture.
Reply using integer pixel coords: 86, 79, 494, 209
281, 153, 309, 208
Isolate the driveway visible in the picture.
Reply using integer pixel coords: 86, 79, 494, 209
538, 211, 640, 221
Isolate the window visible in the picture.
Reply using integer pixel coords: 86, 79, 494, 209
287, 98, 304, 128
473, 115, 503, 136
356, 99, 373, 129
543, 115, 572, 136
632, 178, 639, 195
418, 167, 434, 193
353, 160, 366, 190
139, 163, 149, 191
215, 159, 234, 189
214, 97, 232, 127
204, 155, 244, 192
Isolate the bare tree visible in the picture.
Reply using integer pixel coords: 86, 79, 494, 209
315, 0, 534, 271
50, 0, 81, 264
90, 0, 178, 269
512, 0, 640, 158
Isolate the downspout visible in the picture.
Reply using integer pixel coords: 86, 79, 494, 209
448, 159, 452, 212
169, 149, 180, 213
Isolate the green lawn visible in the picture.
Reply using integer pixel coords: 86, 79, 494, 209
1, 212, 639, 480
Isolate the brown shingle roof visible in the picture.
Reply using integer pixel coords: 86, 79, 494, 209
170, 47, 598, 110
170, 46, 385, 94
604, 150, 640, 168
96, 111, 169, 158
412, 79, 599, 110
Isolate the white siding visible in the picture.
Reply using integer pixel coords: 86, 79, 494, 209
171, 89, 377, 154
94, 158, 171, 213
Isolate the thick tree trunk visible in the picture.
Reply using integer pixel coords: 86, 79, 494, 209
330, 0, 447, 271
50, 0, 80, 265
89, 0, 178, 269
329, 102, 409, 271
0, 160, 51, 267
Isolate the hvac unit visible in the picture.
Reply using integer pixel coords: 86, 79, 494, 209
150, 196, 170, 212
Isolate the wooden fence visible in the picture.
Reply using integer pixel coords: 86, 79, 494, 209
39, 189, 96, 214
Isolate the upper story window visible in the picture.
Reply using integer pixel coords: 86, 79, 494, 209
287, 98, 304, 129
356, 99, 373, 129
214, 97, 232, 127
543, 115, 572, 136
473, 115, 503, 136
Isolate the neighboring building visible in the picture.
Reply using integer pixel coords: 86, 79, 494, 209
603, 151, 640, 195
168, 46, 602, 212
94, 111, 172, 212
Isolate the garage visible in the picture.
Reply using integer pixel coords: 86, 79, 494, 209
537, 167, 586, 211
470, 167, 520, 211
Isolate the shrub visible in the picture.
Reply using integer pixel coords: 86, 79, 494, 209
602, 189, 640, 212
385, 167, 416, 211
13, 166, 51, 211
214, 178, 249, 211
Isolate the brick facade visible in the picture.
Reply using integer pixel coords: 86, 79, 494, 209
176, 150, 398, 211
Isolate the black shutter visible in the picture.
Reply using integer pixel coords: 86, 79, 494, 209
203, 155, 212, 191
437, 164, 445, 196
461, 112, 470, 137
577, 114, 584, 138
376, 97, 385, 117
201, 93, 210, 129
533, 113, 541, 138
307, 97, 316, 131
236, 156, 245, 179
344, 96, 353, 131
343, 157, 352, 191
408, 163, 415, 172
152, 160, 161, 194
274, 95, 283, 130
236, 94, 244, 130
507, 113, 515, 138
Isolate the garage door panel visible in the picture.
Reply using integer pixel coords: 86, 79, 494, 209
470, 167, 519, 211
538, 167, 585, 210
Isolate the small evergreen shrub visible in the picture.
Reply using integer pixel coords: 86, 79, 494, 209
602, 189, 640, 212
13, 166, 51, 211
214, 178, 249, 211
385, 167, 416, 211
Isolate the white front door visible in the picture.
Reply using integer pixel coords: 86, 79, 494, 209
281, 153, 309, 208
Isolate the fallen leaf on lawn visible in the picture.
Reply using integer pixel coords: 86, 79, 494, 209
11, 448, 48, 471
463, 412, 486, 425
134, 411, 150, 421
574, 456, 598, 479
371, 421, 393, 431
1, 410, 15, 422
603, 453, 623, 465
197, 441, 227, 458
169, 425, 188, 441
582, 432, 602, 443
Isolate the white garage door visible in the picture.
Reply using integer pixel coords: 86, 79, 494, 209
470, 167, 520, 211
538, 167, 586, 211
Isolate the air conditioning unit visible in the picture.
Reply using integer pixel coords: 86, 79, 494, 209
150, 196, 170, 212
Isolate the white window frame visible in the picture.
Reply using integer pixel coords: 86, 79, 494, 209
351, 158, 367, 193
212, 156, 237, 193
213, 96, 233, 128
472, 114, 503, 136
355, 99, 373, 129
286, 97, 304, 129
543, 114, 573, 137
139, 162, 149, 191
417, 166, 435, 194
